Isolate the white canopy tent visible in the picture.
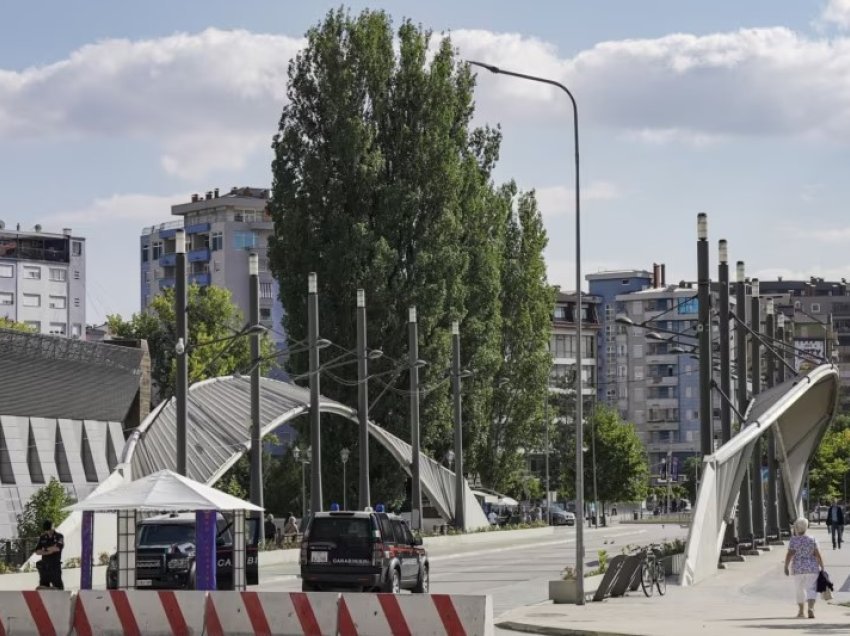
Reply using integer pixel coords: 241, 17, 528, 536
65, 469, 262, 591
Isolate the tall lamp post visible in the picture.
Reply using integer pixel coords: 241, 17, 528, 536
469, 60, 584, 601
248, 252, 263, 516
175, 228, 188, 476
293, 446, 311, 523
340, 448, 350, 510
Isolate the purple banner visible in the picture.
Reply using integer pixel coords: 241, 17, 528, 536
80, 511, 93, 589
195, 510, 217, 590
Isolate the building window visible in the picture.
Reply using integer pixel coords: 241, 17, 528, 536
72, 323, 82, 338
22, 294, 41, 307
0, 292, 12, 305
71, 241, 82, 256
260, 282, 274, 300
73, 270, 80, 280
553, 306, 567, 320
49, 322, 66, 335
49, 296, 66, 309
49, 268, 66, 281
233, 231, 256, 250
141, 245, 149, 263
152, 241, 162, 260
25, 321, 40, 331
811, 303, 821, 313
74, 298, 80, 308
0, 264, 12, 278
211, 232, 223, 251
260, 307, 272, 321
23, 266, 41, 280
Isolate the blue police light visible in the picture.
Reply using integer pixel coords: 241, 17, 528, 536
330, 502, 340, 511
375, 504, 385, 513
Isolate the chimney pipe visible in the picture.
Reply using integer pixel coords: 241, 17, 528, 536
653, 263, 660, 288
62, 228, 72, 236
660, 264, 666, 286
214, 188, 219, 198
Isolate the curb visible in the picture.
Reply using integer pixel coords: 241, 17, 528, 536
496, 621, 637, 636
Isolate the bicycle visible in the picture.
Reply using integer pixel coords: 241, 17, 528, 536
635, 543, 666, 597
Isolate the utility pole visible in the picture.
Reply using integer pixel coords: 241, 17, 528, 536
765, 299, 779, 541
308, 273, 322, 515
718, 241, 735, 546
175, 228, 188, 476
409, 307, 422, 530
356, 289, 370, 510
248, 253, 263, 515
735, 262, 753, 545
750, 279, 766, 546
776, 313, 790, 532
697, 213, 712, 457
451, 321, 466, 531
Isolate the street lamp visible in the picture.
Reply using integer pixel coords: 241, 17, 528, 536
293, 446, 311, 522
469, 59, 585, 601
340, 448, 350, 510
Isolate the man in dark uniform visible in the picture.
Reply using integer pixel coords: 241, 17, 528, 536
35, 519, 64, 589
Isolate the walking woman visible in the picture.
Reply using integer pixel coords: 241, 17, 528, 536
784, 517, 824, 618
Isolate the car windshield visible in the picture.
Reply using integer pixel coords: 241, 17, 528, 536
138, 524, 195, 546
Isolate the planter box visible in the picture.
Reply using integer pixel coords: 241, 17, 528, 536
549, 574, 605, 604
660, 553, 685, 576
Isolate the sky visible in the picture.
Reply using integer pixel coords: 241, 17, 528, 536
3, 0, 850, 323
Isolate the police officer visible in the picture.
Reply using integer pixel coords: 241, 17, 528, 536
35, 519, 64, 590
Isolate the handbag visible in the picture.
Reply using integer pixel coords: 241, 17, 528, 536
823, 588, 833, 601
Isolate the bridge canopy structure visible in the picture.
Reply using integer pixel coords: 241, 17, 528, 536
680, 364, 839, 586
44, 376, 489, 562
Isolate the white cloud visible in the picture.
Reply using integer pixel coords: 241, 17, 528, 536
780, 223, 850, 244
43, 192, 186, 226
536, 181, 621, 218
0, 29, 301, 179
822, 0, 850, 29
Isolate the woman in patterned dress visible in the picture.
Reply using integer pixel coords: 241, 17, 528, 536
784, 517, 824, 618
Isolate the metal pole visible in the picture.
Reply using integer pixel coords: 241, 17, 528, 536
718, 242, 736, 546
544, 385, 551, 526
308, 273, 323, 515
776, 315, 790, 533
409, 307, 422, 530
356, 289, 370, 510
301, 460, 307, 521
248, 253, 263, 514
451, 321, 466, 531
175, 229, 188, 476
750, 279, 765, 544
592, 405, 598, 527
735, 263, 753, 543
343, 460, 347, 510
765, 300, 779, 540
697, 214, 712, 457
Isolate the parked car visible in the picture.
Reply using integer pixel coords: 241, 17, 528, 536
809, 505, 830, 524
544, 505, 576, 526
106, 512, 259, 590
300, 509, 429, 593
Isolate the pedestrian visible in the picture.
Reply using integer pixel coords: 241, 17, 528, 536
826, 499, 844, 549
283, 512, 299, 546
264, 513, 277, 545
35, 519, 64, 590
488, 509, 498, 525
784, 517, 824, 619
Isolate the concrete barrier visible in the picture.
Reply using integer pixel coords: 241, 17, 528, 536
0, 590, 73, 636
338, 593, 493, 636
205, 591, 339, 636
71, 590, 206, 636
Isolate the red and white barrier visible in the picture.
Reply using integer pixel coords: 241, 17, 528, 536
204, 591, 338, 636
72, 590, 207, 636
0, 590, 73, 636
338, 593, 493, 636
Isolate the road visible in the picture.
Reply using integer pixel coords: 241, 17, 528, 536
255, 522, 689, 623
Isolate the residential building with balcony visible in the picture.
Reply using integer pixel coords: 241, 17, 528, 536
549, 290, 601, 396
0, 225, 86, 338
140, 187, 285, 350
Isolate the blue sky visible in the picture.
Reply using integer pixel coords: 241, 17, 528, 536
3, 1, 850, 322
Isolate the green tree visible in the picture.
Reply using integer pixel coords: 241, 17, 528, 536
107, 284, 273, 400
809, 426, 850, 505
0, 317, 35, 332
682, 455, 702, 504
17, 478, 75, 540
268, 9, 552, 503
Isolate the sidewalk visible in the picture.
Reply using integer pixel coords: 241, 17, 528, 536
497, 530, 850, 635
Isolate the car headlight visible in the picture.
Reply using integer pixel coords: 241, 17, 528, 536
167, 558, 191, 570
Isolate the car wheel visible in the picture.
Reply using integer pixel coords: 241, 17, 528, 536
413, 565, 429, 594
383, 568, 401, 594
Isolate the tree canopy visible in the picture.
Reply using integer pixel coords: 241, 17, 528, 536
17, 478, 74, 540
268, 8, 553, 504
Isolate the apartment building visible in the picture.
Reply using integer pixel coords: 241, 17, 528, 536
0, 225, 86, 338
140, 187, 285, 347
549, 291, 600, 395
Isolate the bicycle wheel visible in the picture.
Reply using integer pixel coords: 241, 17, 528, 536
640, 561, 654, 597
654, 562, 667, 596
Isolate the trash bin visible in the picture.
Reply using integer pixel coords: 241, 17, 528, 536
633, 511, 639, 520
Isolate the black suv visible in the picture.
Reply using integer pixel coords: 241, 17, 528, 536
106, 512, 259, 590
300, 510, 429, 593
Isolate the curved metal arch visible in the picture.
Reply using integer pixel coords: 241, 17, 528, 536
122, 375, 488, 531
681, 364, 840, 586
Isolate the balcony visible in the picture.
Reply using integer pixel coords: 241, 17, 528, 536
646, 375, 678, 387
645, 353, 678, 365
645, 421, 679, 432
188, 248, 210, 263
647, 398, 678, 409
185, 222, 210, 235
159, 252, 176, 267
189, 272, 211, 286
158, 278, 176, 289
159, 228, 178, 239
646, 441, 698, 454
